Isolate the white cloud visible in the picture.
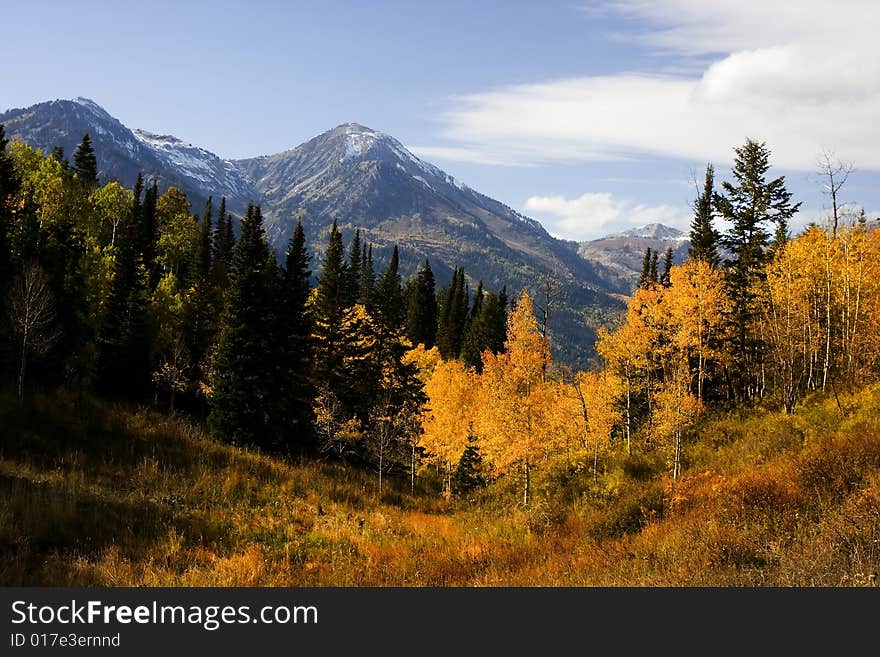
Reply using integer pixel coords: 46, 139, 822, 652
523, 192, 691, 241
424, 1, 880, 170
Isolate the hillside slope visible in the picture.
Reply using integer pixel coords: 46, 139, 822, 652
3, 387, 877, 586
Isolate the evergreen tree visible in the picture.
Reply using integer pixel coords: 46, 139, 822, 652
277, 220, 314, 447
186, 196, 218, 403
452, 435, 486, 496
73, 133, 98, 189
358, 243, 375, 308
345, 229, 362, 307
461, 285, 508, 372
715, 139, 801, 401
312, 221, 349, 396
639, 247, 653, 287
0, 125, 18, 371
96, 194, 150, 398
193, 196, 213, 283
209, 205, 278, 446
405, 259, 437, 348
211, 197, 234, 289
436, 267, 469, 360
649, 250, 659, 284
50, 146, 69, 171
661, 247, 673, 287
689, 164, 720, 266
376, 245, 404, 329
461, 280, 484, 370
141, 178, 159, 287
469, 280, 484, 323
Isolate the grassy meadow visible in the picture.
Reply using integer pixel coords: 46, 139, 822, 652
1, 386, 878, 586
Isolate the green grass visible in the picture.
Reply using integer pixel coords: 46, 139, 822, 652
1, 386, 878, 586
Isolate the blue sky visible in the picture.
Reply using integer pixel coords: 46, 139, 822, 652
4, 0, 879, 240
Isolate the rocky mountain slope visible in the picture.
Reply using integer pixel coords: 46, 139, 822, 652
578, 223, 691, 291
3, 98, 683, 363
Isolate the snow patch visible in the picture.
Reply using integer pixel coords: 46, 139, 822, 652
412, 175, 434, 191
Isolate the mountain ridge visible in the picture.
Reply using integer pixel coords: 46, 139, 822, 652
1, 97, 690, 363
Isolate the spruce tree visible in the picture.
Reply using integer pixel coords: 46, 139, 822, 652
452, 435, 486, 496
73, 133, 98, 189
376, 245, 404, 329
661, 247, 673, 287
716, 139, 801, 401
485, 286, 508, 356
649, 250, 659, 284
193, 196, 213, 283
436, 267, 469, 360
405, 259, 437, 349
461, 280, 485, 369
186, 196, 218, 403
345, 229, 362, 306
639, 247, 652, 287
688, 164, 720, 266
50, 146, 69, 170
278, 220, 314, 447
141, 179, 159, 287
96, 194, 150, 398
358, 243, 375, 308
312, 221, 348, 396
461, 284, 508, 372
209, 205, 277, 446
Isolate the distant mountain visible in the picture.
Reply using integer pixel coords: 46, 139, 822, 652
235, 122, 620, 362
578, 223, 691, 291
1, 99, 626, 364
0, 98, 255, 214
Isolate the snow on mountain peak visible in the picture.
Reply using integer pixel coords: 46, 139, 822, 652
611, 223, 687, 241
70, 97, 109, 116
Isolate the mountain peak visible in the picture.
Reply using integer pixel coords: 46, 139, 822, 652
610, 223, 686, 241
63, 96, 113, 120
338, 122, 378, 134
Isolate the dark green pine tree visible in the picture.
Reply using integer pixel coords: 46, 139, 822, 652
436, 267, 469, 360
209, 205, 278, 447
211, 197, 232, 287
141, 178, 159, 287
345, 229, 362, 306
186, 197, 218, 402
639, 247, 653, 287
661, 247, 673, 287
312, 220, 349, 395
73, 132, 98, 189
276, 219, 314, 448
469, 280, 484, 323
461, 284, 508, 372
217, 207, 236, 272
405, 259, 437, 349
193, 196, 213, 283
96, 195, 151, 398
452, 435, 486, 496
132, 173, 144, 227
483, 287, 508, 356
50, 146, 69, 171
688, 164, 720, 266
715, 138, 801, 401
376, 245, 404, 329
0, 125, 19, 370
649, 250, 659, 284
460, 280, 484, 369
358, 243, 375, 308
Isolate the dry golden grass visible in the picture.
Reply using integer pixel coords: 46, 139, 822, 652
1, 386, 878, 586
